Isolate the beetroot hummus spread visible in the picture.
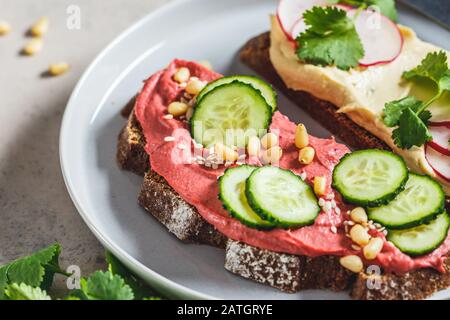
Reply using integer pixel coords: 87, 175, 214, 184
134, 59, 450, 274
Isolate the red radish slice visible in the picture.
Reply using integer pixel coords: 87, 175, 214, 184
348, 9, 403, 66
430, 121, 450, 129
429, 125, 450, 156
425, 144, 450, 182
290, 4, 351, 40
277, 0, 329, 41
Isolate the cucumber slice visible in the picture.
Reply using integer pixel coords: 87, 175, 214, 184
332, 150, 408, 207
190, 81, 272, 148
197, 75, 277, 112
368, 174, 445, 229
387, 212, 450, 256
246, 166, 320, 228
219, 165, 275, 229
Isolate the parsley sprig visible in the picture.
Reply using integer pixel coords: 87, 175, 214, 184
0, 243, 161, 300
296, 6, 364, 70
383, 51, 450, 149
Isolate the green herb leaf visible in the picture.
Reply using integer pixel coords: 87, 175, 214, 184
0, 243, 62, 299
4, 283, 51, 300
296, 6, 364, 70
106, 252, 156, 300
403, 51, 449, 86
383, 96, 423, 127
392, 108, 432, 149
78, 271, 134, 300
332, 0, 397, 21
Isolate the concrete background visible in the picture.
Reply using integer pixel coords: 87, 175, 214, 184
0, 0, 170, 294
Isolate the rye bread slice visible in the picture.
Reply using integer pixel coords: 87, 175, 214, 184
117, 105, 450, 299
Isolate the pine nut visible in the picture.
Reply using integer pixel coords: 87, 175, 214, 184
49, 62, 70, 76
314, 176, 327, 196
215, 143, 238, 162
198, 60, 213, 70
298, 146, 315, 165
350, 224, 371, 246
23, 38, 43, 56
0, 21, 11, 36
173, 67, 190, 83
261, 132, 278, 149
363, 237, 384, 260
340, 255, 363, 273
261, 146, 283, 164
31, 17, 49, 37
295, 124, 309, 149
168, 101, 189, 117
186, 78, 206, 95
350, 207, 368, 224
247, 136, 261, 157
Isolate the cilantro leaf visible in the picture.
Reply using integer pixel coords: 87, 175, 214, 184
0, 243, 62, 299
78, 271, 134, 300
4, 283, 51, 300
296, 6, 364, 70
106, 252, 157, 300
392, 108, 432, 149
403, 51, 448, 85
332, 0, 397, 21
383, 96, 422, 127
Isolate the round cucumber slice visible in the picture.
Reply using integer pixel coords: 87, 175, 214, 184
246, 166, 320, 228
197, 75, 277, 112
387, 212, 450, 256
332, 150, 408, 207
219, 165, 275, 229
368, 174, 445, 229
190, 81, 272, 148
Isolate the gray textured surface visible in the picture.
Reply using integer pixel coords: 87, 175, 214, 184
0, 0, 170, 293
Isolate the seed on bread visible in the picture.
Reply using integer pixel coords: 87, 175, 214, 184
340, 255, 363, 273
261, 146, 282, 164
313, 176, 326, 196
350, 207, 368, 224
298, 146, 315, 165
261, 132, 278, 149
168, 101, 189, 117
295, 124, 309, 149
173, 67, 190, 83
350, 224, 370, 246
247, 136, 261, 157
0, 21, 11, 36
363, 237, 384, 260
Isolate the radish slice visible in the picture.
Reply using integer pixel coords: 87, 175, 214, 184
277, 0, 329, 41
348, 9, 403, 66
430, 121, 450, 129
429, 125, 450, 156
290, 5, 350, 40
425, 145, 450, 182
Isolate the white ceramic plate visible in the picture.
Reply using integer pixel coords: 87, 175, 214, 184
60, 0, 450, 300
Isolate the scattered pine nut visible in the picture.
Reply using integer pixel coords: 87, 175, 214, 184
186, 78, 206, 95
22, 38, 43, 56
313, 176, 327, 196
261, 132, 278, 150
247, 136, 261, 157
340, 255, 363, 273
261, 146, 283, 165
49, 62, 70, 76
350, 224, 371, 246
31, 17, 49, 37
0, 21, 11, 36
295, 124, 309, 149
350, 207, 368, 224
298, 146, 315, 165
215, 143, 238, 162
173, 67, 190, 83
168, 101, 189, 117
363, 237, 384, 260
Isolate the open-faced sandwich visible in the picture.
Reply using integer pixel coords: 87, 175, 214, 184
117, 0, 449, 300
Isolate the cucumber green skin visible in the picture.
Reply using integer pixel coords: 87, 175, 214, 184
332, 150, 409, 207
368, 174, 446, 230
218, 165, 276, 230
197, 75, 278, 112
190, 81, 273, 148
245, 167, 320, 229
387, 212, 450, 256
